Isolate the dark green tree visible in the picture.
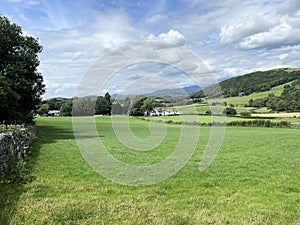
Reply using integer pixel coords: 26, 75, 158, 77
0, 76, 19, 122
111, 102, 123, 115
122, 96, 131, 114
72, 97, 95, 116
143, 98, 155, 116
60, 99, 73, 116
129, 95, 155, 116
95, 92, 112, 115
223, 107, 237, 116
129, 95, 147, 116
0, 16, 45, 123
37, 103, 49, 115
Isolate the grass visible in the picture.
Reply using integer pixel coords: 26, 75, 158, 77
219, 82, 288, 106
144, 115, 300, 125
172, 103, 270, 115
1, 116, 300, 224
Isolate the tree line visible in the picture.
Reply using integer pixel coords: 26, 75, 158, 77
247, 79, 300, 112
39, 94, 164, 117
191, 68, 300, 99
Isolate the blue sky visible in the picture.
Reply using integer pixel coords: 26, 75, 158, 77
1, 0, 300, 98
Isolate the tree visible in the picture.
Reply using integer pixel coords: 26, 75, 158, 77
37, 103, 49, 115
223, 107, 237, 116
143, 98, 155, 116
72, 97, 95, 116
60, 99, 73, 116
111, 102, 123, 115
129, 95, 155, 116
104, 92, 112, 114
42, 98, 65, 110
0, 16, 45, 123
122, 96, 131, 114
95, 92, 112, 115
0, 76, 19, 122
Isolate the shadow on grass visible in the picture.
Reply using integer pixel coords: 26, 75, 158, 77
0, 120, 76, 224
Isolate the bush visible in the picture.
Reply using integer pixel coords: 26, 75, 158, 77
240, 111, 251, 117
223, 107, 237, 116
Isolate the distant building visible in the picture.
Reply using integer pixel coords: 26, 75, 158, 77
48, 110, 60, 116
238, 92, 245, 97
148, 108, 181, 116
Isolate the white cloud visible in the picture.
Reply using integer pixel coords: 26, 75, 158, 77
4, 0, 300, 98
145, 14, 168, 24
278, 53, 288, 60
239, 16, 300, 49
220, 18, 273, 45
35, 10, 147, 99
146, 29, 186, 45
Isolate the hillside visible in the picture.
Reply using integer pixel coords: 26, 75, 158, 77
191, 68, 300, 99
214, 81, 292, 106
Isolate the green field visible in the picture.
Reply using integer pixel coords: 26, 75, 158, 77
175, 81, 295, 115
144, 115, 300, 124
173, 103, 269, 115
215, 82, 290, 106
1, 117, 300, 224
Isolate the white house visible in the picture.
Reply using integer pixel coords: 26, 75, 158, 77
148, 108, 181, 116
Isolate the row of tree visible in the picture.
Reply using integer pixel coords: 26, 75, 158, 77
0, 16, 45, 124
39, 94, 162, 117
247, 80, 300, 112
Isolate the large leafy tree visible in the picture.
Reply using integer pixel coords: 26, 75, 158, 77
95, 92, 112, 115
0, 16, 45, 123
129, 95, 154, 116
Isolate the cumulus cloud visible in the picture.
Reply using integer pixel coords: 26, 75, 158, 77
34, 10, 147, 99
238, 16, 300, 49
4, 0, 300, 98
220, 19, 273, 45
146, 29, 186, 45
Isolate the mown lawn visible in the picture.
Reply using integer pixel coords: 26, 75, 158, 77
1, 117, 300, 224
145, 114, 300, 125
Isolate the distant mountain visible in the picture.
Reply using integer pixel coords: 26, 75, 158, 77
183, 85, 201, 94
146, 85, 201, 97
191, 68, 300, 99
111, 85, 201, 99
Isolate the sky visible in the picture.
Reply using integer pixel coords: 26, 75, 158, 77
1, 0, 300, 99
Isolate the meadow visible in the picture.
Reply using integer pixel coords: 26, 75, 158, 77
145, 115, 300, 125
174, 81, 295, 115
1, 116, 300, 224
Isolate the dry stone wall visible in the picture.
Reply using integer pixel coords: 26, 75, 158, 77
0, 126, 36, 177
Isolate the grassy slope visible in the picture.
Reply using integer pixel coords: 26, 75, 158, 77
221, 82, 288, 106
191, 68, 300, 99
1, 117, 300, 224
218, 81, 293, 106
174, 81, 293, 115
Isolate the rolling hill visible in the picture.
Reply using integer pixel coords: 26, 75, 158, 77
191, 68, 300, 99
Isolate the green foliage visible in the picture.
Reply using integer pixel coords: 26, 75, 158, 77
0, 16, 45, 124
247, 79, 300, 112
129, 95, 147, 116
239, 111, 251, 117
0, 76, 19, 122
223, 107, 237, 116
129, 95, 155, 116
60, 99, 73, 116
191, 68, 300, 99
41, 98, 66, 110
95, 92, 112, 115
36, 103, 49, 115
72, 97, 95, 116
